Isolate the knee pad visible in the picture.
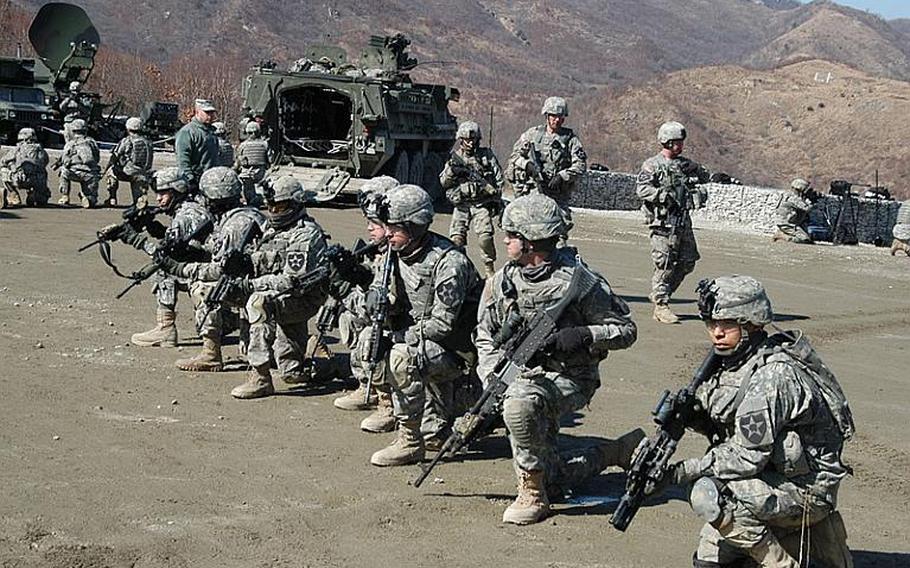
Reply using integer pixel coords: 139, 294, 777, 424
387, 343, 413, 389
690, 477, 726, 525
246, 292, 268, 325
502, 396, 541, 448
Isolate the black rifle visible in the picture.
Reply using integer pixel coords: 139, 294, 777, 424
115, 218, 213, 299
201, 221, 263, 312
450, 151, 494, 194
363, 243, 395, 405
310, 297, 342, 359
78, 203, 163, 252
609, 349, 723, 532
413, 261, 600, 488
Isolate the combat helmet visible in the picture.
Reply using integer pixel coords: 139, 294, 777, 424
541, 96, 569, 117
212, 121, 226, 136
658, 121, 687, 145
501, 193, 568, 241
265, 175, 307, 228
126, 117, 142, 132
69, 80, 81, 92
358, 175, 399, 220
17, 128, 36, 142
266, 175, 305, 203
153, 167, 189, 194
245, 121, 261, 135
69, 118, 87, 133
381, 184, 434, 226
199, 166, 242, 201
457, 121, 482, 140
790, 178, 811, 193
696, 275, 773, 326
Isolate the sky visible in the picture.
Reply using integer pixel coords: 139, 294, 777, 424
801, 1, 910, 19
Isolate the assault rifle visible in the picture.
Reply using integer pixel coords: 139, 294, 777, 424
202, 221, 263, 311
78, 202, 162, 252
609, 349, 722, 532
115, 218, 213, 299
363, 244, 395, 405
413, 260, 600, 488
449, 151, 495, 197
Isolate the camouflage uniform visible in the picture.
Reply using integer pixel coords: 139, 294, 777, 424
0, 130, 49, 207
213, 122, 235, 167
174, 117, 219, 191
109, 123, 154, 205
364, 185, 483, 467
476, 194, 638, 524
890, 199, 910, 256
773, 179, 813, 244
235, 123, 270, 206
58, 121, 101, 208
636, 151, 710, 308
440, 121, 504, 274
59, 82, 91, 128
673, 276, 853, 568
506, 97, 586, 219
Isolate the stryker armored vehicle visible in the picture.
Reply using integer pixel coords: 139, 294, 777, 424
241, 34, 460, 201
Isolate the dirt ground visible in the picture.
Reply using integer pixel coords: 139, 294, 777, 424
0, 197, 908, 568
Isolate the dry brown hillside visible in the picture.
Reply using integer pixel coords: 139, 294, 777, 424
574, 60, 910, 197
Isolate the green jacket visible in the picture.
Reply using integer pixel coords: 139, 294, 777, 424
174, 118, 218, 188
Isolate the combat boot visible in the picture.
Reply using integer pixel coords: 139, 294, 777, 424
502, 469, 550, 525
771, 230, 787, 242
231, 363, 275, 399
653, 303, 680, 324
360, 390, 395, 433
890, 239, 910, 256
333, 384, 377, 411
107, 195, 118, 208
370, 420, 424, 467
600, 428, 647, 470
57, 194, 70, 206
174, 337, 223, 372
130, 308, 178, 347
80, 195, 95, 209
6, 189, 21, 206
484, 261, 496, 277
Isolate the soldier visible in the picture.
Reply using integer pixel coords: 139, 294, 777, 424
168, 167, 266, 373
106, 117, 154, 207
358, 184, 483, 466
636, 120, 710, 324
235, 121, 270, 206
0, 128, 50, 208
111, 167, 215, 348
332, 176, 399, 436
58, 81, 92, 126
772, 178, 816, 244
655, 275, 853, 568
160, 175, 327, 398
475, 193, 640, 525
890, 199, 910, 256
506, 96, 586, 222
174, 98, 219, 192
56, 119, 101, 208
440, 120, 504, 276
213, 121, 235, 167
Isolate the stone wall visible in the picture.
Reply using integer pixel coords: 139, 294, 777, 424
571, 171, 901, 244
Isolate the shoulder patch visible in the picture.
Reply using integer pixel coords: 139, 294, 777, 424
285, 251, 307, 273
737, 408, 773, 447
436, 279, 460, 307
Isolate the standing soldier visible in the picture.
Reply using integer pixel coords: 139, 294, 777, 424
58, 81, 91, 127
174, 98, 219, 192
235, 121, 270, 207
475, 193, 640, 525
106, 117, 154, 207
56, 119, 101, 208
655, 276, 854, 568
0, 128, 50, 208
358, 184, 483, 466
636, 121, 710, 324
890, 199, 910, 256
506, 96, 586, 223
772, 178, 817, 244
213, 121, 235, 167
110, 167, 215, 348
440, 120, 504, 276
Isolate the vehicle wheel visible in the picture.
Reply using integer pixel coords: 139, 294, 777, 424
391, 150, 410, 184
422, 151, 447, 205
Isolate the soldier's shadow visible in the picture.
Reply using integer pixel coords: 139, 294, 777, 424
277, 379, 350, 398
556, 472, 687, 518
0, 211, 22, 219
852, 551, 910, 567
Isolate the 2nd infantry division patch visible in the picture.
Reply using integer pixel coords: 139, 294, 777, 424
436, 280, 460, 307
286, 251, 307, 273
737, 410, 773, 447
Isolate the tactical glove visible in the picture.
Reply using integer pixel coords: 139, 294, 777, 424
146, 220, 167, 239
547, 174, 562, 192
545, 326, 593, 354
228, 277, 254, 301
99, 223, 125, 241
154, 254, 185, 275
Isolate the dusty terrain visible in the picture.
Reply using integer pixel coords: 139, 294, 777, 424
0, 199, 908, 567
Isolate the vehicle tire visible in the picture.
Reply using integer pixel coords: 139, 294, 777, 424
407, 150, 424, 186
391, 150, 409, 184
